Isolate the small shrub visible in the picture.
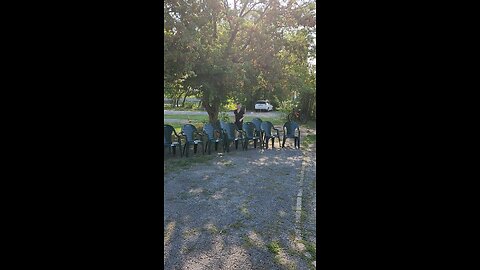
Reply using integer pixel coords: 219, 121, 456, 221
267, 241, 281, 255
277, 99, 298, 122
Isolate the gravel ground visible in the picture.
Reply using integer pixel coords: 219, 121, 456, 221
164, 128, 317, 269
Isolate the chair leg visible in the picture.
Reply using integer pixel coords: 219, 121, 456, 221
297, 137, 300, 149
265, 138, 269, 149
272, 138, 275, 148
282, 137, 286, 148
254, 140, 256, 148
235, 140, 239, 150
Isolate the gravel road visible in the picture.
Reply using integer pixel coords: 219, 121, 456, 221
164, 128, 317, 269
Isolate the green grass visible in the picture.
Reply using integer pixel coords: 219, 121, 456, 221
266, 241, 282, 255
242, 235, 255, 248
301, 134, 316, 148
239, 204, 252, 219
164, 114, 209, 121
164, 154, 215, 174
164, 114, 284, 124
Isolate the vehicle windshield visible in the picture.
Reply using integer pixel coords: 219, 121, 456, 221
256, 101, 266, 104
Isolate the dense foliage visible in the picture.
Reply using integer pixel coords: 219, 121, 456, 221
164, 0, 316, 126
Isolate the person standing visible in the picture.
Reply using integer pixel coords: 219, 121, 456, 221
234, 102, 246, 130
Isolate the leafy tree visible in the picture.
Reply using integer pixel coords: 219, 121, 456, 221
164, 0, 316, 126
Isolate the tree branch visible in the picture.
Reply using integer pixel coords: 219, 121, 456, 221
241, 1, 263, 18
239, 0, 250, 17
239, 1, 271, 52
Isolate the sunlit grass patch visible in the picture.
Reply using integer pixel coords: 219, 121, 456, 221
266, 241, 281, 255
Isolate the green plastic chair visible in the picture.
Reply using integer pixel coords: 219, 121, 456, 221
203, 123, 225, 155
180, 124, 205, 157
220, 121, 244, 152
242, 122, 262, 150
251, 118, 263, 138
260, 121, 281, 149
164, 125, 182, 157
282, 121, 301, 149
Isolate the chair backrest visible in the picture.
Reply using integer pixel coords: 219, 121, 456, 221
283, 121, 299, 137
242, 122, 256, 139
181, 124, 198, 142
164, 125, 175, 144
251, 118, 263, 131
260, 121, 274, 137
203, 123, 219, 140
221, 121, 238, 140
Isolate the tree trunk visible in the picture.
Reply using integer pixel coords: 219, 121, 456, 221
181, 90, 190, 107
203, 96, 221, 129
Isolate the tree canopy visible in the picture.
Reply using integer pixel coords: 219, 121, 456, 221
164, 0, 316, 126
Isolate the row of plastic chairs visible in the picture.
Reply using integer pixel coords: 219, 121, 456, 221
164, 118, 301, 158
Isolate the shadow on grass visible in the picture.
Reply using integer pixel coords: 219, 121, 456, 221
164, 154, 216, 175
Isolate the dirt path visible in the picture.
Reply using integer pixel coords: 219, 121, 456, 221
164, 128, 316, 269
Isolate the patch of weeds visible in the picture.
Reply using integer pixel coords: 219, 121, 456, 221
300, 209, 308, 224
206, 225, 220, 235
164, 154, 215, 174
282, 261, 296, 270
305, 242, 316, 260
229, 220, 245, 230
288, 230, 296, 242
182, 228, 199, 238
285, 246, 301, 258
301, 134, 316, 149
266, 241, 281, 255
299, 240, 316, 261
239, 204, 252, 219
242, 235, 255, 249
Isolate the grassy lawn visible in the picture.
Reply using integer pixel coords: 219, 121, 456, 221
164, 154, 215, 174
164, 104, 205, 111
164, 114, 210, 121
164, 113, 315, 134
